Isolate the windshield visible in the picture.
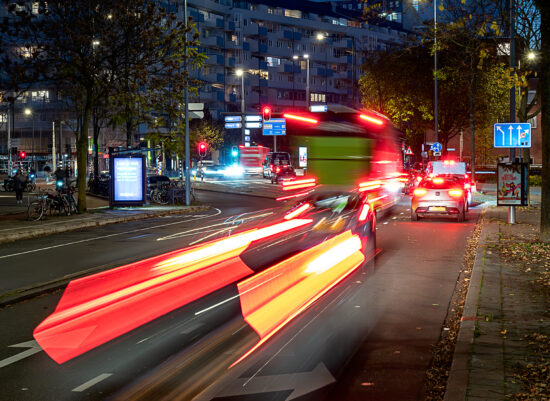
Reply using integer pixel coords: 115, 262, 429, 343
432, 162, 466, 176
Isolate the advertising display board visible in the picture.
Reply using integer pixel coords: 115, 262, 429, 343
299, 147, 308, 168
497, 163, 528, 206
109, 155, 146, 207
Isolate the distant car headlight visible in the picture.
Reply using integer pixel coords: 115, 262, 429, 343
224, 165, 244, 177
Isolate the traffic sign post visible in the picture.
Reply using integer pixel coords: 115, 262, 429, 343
493, 123, 531, 148
430, 142, 442, 152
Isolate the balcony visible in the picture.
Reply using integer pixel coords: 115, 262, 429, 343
201, 36, 224, 48
243, 24, 267, 37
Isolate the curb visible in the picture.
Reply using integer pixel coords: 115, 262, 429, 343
443, 209, 497, 401
194, 186, 278, 200
0, 205, 209, 245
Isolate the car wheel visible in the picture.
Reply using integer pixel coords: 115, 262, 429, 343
457, 203, 465, 222
411, 209, 419, 221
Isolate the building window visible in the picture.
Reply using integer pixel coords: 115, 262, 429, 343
284, 9, 302, 18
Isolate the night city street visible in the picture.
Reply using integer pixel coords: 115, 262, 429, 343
1, 0, 549, 400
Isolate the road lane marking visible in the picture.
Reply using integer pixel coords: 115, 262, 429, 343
72, 373, 113, 392
0, 341, 42, 368
0, 209, 221, 260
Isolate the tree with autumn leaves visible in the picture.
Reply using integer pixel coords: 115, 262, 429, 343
1, 0, 205, 212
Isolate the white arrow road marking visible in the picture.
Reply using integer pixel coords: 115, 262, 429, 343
0, 340, 42, 368
72, 373, 113, 392
217, 363, 335, 401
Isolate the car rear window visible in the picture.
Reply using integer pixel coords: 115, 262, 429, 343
421, 178, 459, 189
272, 153, 290, 165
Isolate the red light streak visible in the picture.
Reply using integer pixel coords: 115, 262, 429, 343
358, 203, 371, 221
33, 219, 312, 364
359, 114, 384, 125
281, 178, 317, 191
358, 180, 382, 192
276, 190, 312, 201
284, 203, 311, 220
230, 230, 364, 368
282, 113, 319, 124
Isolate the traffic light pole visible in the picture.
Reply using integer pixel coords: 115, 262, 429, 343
7, 98, 12, 174
184, 0, 191, 206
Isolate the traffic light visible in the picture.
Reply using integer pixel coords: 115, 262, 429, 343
231, 146, 239, 158
262, 106, 272, 121
19, 151, 26, 160
198, 142, 208, 157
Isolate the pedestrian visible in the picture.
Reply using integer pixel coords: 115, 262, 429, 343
44, 165, 51, 183
14, 169, 27, 204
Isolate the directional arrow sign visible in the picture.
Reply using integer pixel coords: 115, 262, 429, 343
493, 123, 531, 148
217, 363, 335, 400
0, 340, 42, 368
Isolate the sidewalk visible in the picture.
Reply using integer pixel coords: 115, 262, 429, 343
445, 206, 550, 400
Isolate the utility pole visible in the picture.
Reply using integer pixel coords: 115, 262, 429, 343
52, 121, 56, 171
509, 0, 517, 224
7, 97, 13, 174
184, 0, 191, 206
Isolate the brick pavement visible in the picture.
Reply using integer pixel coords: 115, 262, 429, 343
445, 206, 550, 400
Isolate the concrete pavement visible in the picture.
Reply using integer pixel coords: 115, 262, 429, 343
445, 206, 550, 400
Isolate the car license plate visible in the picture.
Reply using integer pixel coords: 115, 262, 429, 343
435, 191, 440, 196
430, 206, 446, 212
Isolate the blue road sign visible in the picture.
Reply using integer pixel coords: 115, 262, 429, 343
431, 142, 442, 152
224, 116, 242, 122
262, 118, 286, 136
493, 123, 531, 148
224, 122, 242, 129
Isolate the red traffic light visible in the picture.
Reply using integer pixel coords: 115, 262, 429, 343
198, 142, 208, 157
19, 151, 26, 159
262, 106, 272, 121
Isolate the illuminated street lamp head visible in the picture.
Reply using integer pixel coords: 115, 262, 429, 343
236, 69, 243, 76
316, 33, 325, 41
527, 51, 536, 61
304, 54, 309, 59
292, 55, 298, 60
24, 108, 32, 116
92, 39, 100, 47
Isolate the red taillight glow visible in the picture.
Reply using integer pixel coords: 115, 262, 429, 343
276, 190, 312, 201
358, 203, 370, 221
33, 219, 313, 364
464, 183, 471, 189
359, 114, 384, 126
284, 203, 311, 220
283, 113, 318, 124
448, 189, 464, 198
433, 177, 444, 184
413, 188, 428, 197
231, 230, 364, 368
416, 176, 423, 182
358, 180, 382, 192
281, 177, 316, 191
276, 166, 281, 173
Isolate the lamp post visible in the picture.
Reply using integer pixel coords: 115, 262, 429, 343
24, 108, 35, 171
293, 54, 310, 109
433, 0, 439, 144
236, 68, 246, 144
184, 0, 190, 206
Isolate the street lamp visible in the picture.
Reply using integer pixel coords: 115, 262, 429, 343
236, 68, 246, 145
24, 108, 35, 171
433, 0, 439, 144
293, 54, 310, 109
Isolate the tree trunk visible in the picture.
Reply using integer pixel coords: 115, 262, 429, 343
470, 81, 476, 183
538, 0, 550, 242
76, 99, 92, 213
93, 114, 100, 178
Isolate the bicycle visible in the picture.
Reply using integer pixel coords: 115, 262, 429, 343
27, 189, 50, 221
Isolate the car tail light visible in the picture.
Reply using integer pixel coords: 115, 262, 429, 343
433, 177, 444, 184
416, 176, 422, 182
413, 188, 428, 197
358, 203, 371, 221
276, 167, 281, 173
448, 189, 464, 198
464, 182, 471, 189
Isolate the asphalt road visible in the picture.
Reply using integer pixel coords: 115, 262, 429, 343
0, 191, 481, 401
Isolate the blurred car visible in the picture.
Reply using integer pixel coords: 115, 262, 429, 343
411, 176, 467, 222
194, 164, 244, 180
33, 187, 377, 365
263, 152, 294, 180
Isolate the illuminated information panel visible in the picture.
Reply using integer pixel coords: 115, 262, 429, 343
110, 155, 146, 206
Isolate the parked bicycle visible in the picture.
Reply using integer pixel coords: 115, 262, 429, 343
150, 180, 195, 204
27, 186, 79, 221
